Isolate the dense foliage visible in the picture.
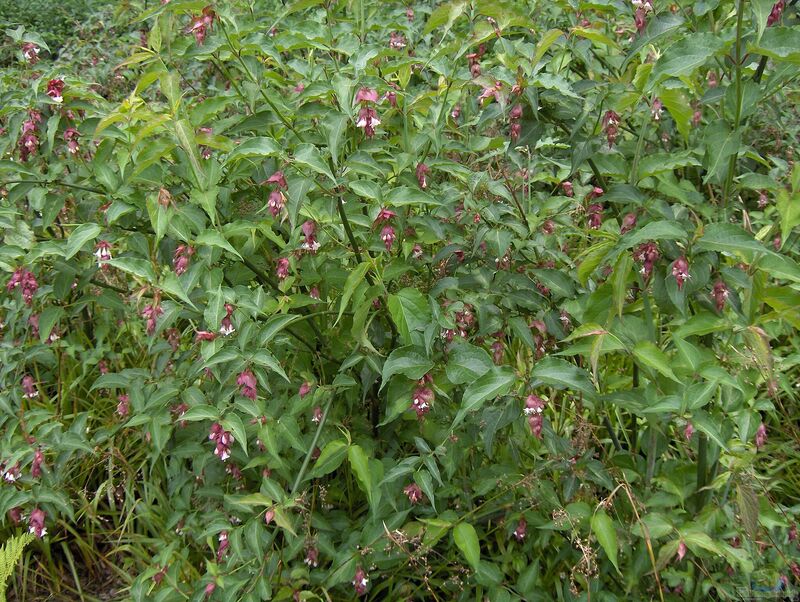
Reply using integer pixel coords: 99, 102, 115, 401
1, 0, 800, 600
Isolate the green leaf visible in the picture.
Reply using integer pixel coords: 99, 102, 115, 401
453, 522, 481, 569
222, 412, 248, 457
308, 440, 348, 479
696, 223, 771, 257
453, 366, 515, 427
180, 404, 220, 422
618, 220, 687, 250
64, 223, 101, 259
293, 143, 336, 183
387, 288, 431, 345
691, 410, 729, 451
445, 342, 494, 385
337, 262, 370, 324
174, 118, 205, 190
702, 120, 742, 184
637, 151, 700, 180
650, 33, 727, 84
623, 13, 685, 69
348, 445, 375, 506
591, 510, 619, 571
324, 112, 349, 168
381, 346, 434, 390
196, 230, 242, 259
532, 29, 564, 65
749, 27, 800, 64
38, 306, 63, 344
776, 189, 800, 248
531, 357, 595, 396
385, 186, 442, 207
424, 0, 467, 35
105, 258, 156, 282
225, 137, 282, 163
751, 0, 776, 42
736, 482, 759, 540
633, 341, 680, 382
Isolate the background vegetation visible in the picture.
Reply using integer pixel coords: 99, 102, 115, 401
1, 0, 799, 600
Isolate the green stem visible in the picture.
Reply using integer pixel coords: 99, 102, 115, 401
336, 196, 364, 264
290, 396, 333, 495
722, 0, 746, 210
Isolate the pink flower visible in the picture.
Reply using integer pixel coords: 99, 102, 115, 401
293, 82, 305, 93
309, 286, 320, 300
94, 240, 113, 268
264, 508, 275, 525
412, 244, 423, 259
712, 281, 728, 311
692, 110, 702, 127
373, 207, 397, 226
633, 242, 660, 281
767, 0, 785, 26
63, 127, 81, 154
276, 257, 290, 281
404, 483, 425, 504
677, 541, 687, 562
304, 546, 319, 568
21, 42, 40, 64
18, 121, 39, 162
311, 406, 323, 423
635, 7, 647, 31
22, 375, 38, 399
186, 6, 215, 45
380, 225, 396, 251
451, 104, 461, 120
8, 507, 22, 525
117, 394, 130, 418
587, 204, 603, 230
672, 257, 690, 290
384, 91, 397, 107
266, 170, 288, 188
237, 369, 258, 400
141, 302, 164, 335
755, 423, 767, 449
301, 221, 319, 252
173, 244, 194, 276
389, 31, 407, 49
510, 122, 521, 141
353, 566, 369, 596
46, 79, 65, 103
195, 330, 217, 342
416, 163, 429, 189
31, 449, 44, 478
220, 303, 235, 336
355, 88, 379, 104
525, 395, 545, 438
209, 422, 235, 460
651, 97, 663, 121
684, 422, 694, 441
268, 190, 285, 217
620, 213, 637, 234
28, 508, 47, 538
7, 267, 38, 304
509, 105, 523, 120
3, 463, 20, 482
602, 111, 620, 146
513, 518, 527, 542
406, 7, 414, 21
204, 582, 216, 599
356, 106, 380, 138
411, 384, 434, 418
299, 382, 312, 398
757, 190, 769, 209
562, 181, 574, 197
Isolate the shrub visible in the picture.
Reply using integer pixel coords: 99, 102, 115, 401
1, 0, 800, 600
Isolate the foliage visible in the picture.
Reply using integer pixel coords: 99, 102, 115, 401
1, 0, 800, 600
0, 533, 33, 602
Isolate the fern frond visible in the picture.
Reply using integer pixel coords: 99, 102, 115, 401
0, 533, 35, 602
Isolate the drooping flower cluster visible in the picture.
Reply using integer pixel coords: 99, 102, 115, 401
509, 104, 523, 141
237, 369, 258, 400
7, 267, 38, 304
620, 213, 637, 234
411, 374, 434, 419
389, 31, 407, 49
767, 0, 785, 26
46, 78, 65, 103
21, 375, 37, 399
587, 204, 603, 230
141, 298, 163, 335
31, 449, 44, 478
353, 566, 369, 596
712, 281, 729, 311
220, 303, 235, 336
63, 127, 81, 155
304, 546, 319, 568
404, 483, 425, 504
513, 518, 527, 542
94, 240, 112, 269
374, 207, 397, 252
524, 394, 545, 438
28, 508, 47, 538
671, 256, 690, 290
633, 242, 660, 281
276, 257, 290, 281
416, 162, 429, 189
173, 244, 194, 276
355, 87, 380, 138
650, 97, 663, 121
266, 170, 287, 218
21, 42, 40, 64
301, 220, 320, 252
602, 110, 620, 147
209, 423, 235, 461
684, 422, 694, 441
186, 6, 216, 45
216, 531, 229, 562
755, 422, 767, 449
562, 181, 574, 197
633, 0, 654, 32
467, 43, 486, 78
18, 111, 42, 162
2, 463, 20, 483
117, 394, 130, 418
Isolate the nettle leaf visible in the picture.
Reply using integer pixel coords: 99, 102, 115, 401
650, 33, 728, 85
64, 223, 101, 259
531, 357, 595, 397
453, 366, 515, 428
387, 288, 431, 345
196, 230, 242, 259
105, 258, 156, 282
225, 137, 281, 163
446, 342, 493, 385
633, 341, 680, 383
453, 522, 481, 569
381, 346, 433, 390
293, 143, 336, 184
591, 510, 620, 572
696, 223, 771, 257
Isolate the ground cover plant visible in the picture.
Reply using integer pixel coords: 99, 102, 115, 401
1, 0, 800, 600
